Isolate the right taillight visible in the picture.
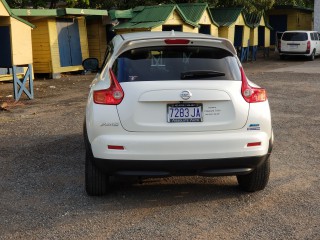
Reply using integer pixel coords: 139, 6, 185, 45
240, 67, 267, 103
93, 69, 124, 105
307, 40, 311, 53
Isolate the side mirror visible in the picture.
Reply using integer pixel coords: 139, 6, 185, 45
82, 58, 100, 72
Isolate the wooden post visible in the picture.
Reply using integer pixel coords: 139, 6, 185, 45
13, 64, 34, 100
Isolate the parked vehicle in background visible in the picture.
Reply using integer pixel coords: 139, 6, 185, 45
275, 31, 284, 53
83, 31, 273, 196
279, 30, 320, 60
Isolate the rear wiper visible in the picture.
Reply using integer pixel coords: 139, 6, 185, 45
180, 70, 225, 80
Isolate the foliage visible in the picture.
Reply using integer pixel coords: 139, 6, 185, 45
5, 0, 88, 8
5, 0, 314, 10
275, 0, 314, 8
214, 0, 275, 13
87, 0, 282, 13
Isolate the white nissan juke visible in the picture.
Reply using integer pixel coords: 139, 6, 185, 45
83, 31, 273, 196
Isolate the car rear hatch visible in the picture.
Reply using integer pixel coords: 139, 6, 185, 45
113, 41, 249, 132
281, 32, 309, 52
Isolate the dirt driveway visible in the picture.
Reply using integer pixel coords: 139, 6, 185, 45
0, 54, 319, 239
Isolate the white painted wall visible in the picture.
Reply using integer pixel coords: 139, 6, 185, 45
314, 0, 320, 31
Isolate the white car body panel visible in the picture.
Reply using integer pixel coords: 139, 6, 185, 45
91, 131, 270, 161
85, 31, 272, 168
117, 81, 249, 132
86, 96, 271, 161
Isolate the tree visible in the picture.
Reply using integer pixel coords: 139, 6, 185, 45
5, 0, 314, 11
5, 0, 89, 8
274, 0, 314, 8
213, 0, 275, 13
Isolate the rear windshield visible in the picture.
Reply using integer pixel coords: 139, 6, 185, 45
282, 32, 308, 41
112, 46, 241, 82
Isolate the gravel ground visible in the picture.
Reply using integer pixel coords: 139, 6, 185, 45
0, 55, 319, 239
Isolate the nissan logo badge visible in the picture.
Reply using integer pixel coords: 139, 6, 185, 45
180, 90, 192, 100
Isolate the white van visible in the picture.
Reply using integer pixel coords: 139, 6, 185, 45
279, 30, 320, 60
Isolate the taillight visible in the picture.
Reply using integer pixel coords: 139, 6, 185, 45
307, 40, 311, 53
165, 39, 190, 44
93, 69, 124, 105
240, 67, 267, 103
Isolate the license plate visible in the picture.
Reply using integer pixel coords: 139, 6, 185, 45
167, 103, 203, 123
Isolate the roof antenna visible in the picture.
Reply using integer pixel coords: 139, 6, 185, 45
171, 30, 175, 36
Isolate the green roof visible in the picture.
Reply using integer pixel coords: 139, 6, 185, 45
109, 9, 134, 20
244, 12, 272, 29
0, 0, 34, 28
12, 8, 108, 17
12, 9, 59, 16
115, 21, 163, 30
131, 4, 175, 23
132, 6, 145, 12
244, 12, 262, 28
178, 3, 218, 26
114, 4, 198, 30
210, 7, 244, 27
64, 8, 108, 16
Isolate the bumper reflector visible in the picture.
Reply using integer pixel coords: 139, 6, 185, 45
108, 145, 124, 150
247, 142, 261, 147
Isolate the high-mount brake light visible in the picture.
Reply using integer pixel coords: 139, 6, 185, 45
93, 69, 124, 105
240, 67, 267, 103
165, 39, 190, 44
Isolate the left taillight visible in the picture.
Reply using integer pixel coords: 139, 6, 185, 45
93, 69, 124, 105
307, 40, 311, 53
240, 67, 267, 103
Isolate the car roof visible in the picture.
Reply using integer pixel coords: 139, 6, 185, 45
120, 31, 218, 41
283, 30, 317, 33
113, 31, 236, 55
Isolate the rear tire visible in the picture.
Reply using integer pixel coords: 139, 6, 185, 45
237, 157, 270, 192
279, 55, 285, 60
84, 122, 109, 196
309, 50, 315, 61
85, 149, 109, 196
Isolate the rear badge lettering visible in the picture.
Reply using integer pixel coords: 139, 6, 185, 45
100, 122, 119, 127
204, 106, 222, 116
247, 124, 260, 131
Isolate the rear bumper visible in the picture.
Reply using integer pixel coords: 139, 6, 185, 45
91, 131, 271, 161
85, 124, 273, 177
279, 51, 310, 56
93, 154, 270, 176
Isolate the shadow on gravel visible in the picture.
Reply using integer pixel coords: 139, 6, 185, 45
94, 178, 247, 207
1, 132, 260, 234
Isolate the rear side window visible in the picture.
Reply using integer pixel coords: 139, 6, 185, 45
282, 32, 308, 41
311, 33, 315, 40
313, 32, 319, 41
112, 46, 241, 82
101, 44, 113, 70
